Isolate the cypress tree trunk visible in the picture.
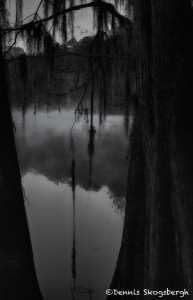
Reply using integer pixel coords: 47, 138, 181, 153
109, 0, 193, 297
109, 121, 146, 294
0, 34, 42, 299
149, 0, 193, 291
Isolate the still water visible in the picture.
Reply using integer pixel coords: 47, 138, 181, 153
13, 105, 128, 300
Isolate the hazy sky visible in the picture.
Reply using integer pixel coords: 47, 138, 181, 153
8, 0, 94, 41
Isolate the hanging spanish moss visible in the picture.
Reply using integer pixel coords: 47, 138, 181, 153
20, 20, 56, 82
6, 0, 131, 121
43, 0, 52, 33
124, 67, 131, 137
111, 14, 116, 34
33, 80, 37, 116
71, 155, 76, 283
52, 0, 64, 39
43, 0, 75, 41
43, 32, 55, 55
92, 0, 132, 34
22, 93, 26, 134
44, 34, 55, 81
93, 0, 104, 34
61, 12, 67, 43
68, 0, 75, 38
43, 0, 49, 19
0, 0, 8, 25
15, 0, 23, 25
24, 23, 44, 53
0, 0, 10, 48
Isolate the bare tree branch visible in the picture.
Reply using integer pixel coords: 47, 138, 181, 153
4, 31, 22, 55
6, 52, 129, 62
49, 74, 92, 97
34, 0, 44, 18
74, 77, 91, 113
2, 1, 131, 33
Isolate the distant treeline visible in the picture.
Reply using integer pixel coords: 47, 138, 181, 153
7, 30, 136, 114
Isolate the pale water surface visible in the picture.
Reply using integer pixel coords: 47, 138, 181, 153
13, 107, 128, 300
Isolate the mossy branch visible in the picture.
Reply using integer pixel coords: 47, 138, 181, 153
2, 1, 132, 33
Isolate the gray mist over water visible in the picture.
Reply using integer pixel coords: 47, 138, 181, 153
13, 105, 130, 300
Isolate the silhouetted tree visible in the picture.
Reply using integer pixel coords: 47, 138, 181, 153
0, 9, 42, 300
109, 0, 193, 298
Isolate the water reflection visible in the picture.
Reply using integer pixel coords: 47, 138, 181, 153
13, 106, 128, 300
14, 108, 128, 202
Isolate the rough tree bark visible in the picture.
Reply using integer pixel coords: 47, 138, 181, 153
109, 0, 193, 298
0, 33, 42, 299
